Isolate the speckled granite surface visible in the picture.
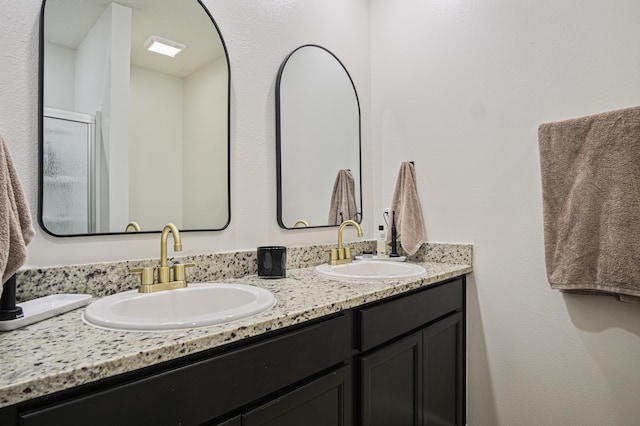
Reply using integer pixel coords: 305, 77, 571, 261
1, 242, 472, 408
15, 240, 381, 301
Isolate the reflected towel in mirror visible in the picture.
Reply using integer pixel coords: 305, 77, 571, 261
328, 169, 357, 225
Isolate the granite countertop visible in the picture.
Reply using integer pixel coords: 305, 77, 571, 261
0, 261, 471, 408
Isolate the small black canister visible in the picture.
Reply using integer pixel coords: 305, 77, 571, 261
257, 246, 287, 278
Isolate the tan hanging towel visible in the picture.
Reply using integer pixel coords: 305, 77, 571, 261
388, 162, 425, 256
0, 134, 35, 298
328, 169, 357, 225
538, 106, 640, 302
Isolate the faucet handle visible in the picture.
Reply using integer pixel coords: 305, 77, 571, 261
325, 249, 338, 263
172, 263, 196, 282
130, 267, 155, 286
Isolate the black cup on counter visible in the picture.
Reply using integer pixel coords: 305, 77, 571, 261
257, 246, 287, 278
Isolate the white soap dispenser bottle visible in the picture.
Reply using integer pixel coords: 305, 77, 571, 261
377, 225, 387, 259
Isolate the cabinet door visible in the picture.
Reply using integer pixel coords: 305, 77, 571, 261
361, 332, 422, 426
423, 312, 464, 426
243, 365, 351, 426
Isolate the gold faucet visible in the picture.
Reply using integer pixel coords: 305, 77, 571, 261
158, 223, 182, 283
125, 221, 141, 232
293, 220, 309, 228
130, 223, 194, 293
327, 220, 363, 265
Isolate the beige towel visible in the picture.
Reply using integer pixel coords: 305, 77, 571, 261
538, 106, 640, 303
388, 162, 425, 256
0, 135, 35, 298
328, 169, 357, 225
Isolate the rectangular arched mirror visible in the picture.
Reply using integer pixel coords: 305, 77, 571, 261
39, 0, 230, 236
276, 45, 362, 229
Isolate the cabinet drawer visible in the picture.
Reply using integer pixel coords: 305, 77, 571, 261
359, 278, 462, 351
20, 313, 352, 426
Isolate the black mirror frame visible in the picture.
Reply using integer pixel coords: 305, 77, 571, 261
37, 0, 232, 237
275, 44, 363, 230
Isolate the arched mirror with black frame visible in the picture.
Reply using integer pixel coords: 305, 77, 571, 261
39, 0, 230, 236
276, 44, 362, 229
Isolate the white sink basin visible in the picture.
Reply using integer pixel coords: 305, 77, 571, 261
315, 260, 426, 281
83, 283, 276, 331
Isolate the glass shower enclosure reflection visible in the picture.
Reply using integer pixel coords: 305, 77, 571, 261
42, 108, 99, 234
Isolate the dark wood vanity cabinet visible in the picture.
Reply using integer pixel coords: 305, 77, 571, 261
358, 278, 465, 426
423, 313, 465, 426
214, 365, 351, 426
360, 332, 423, 425
241, 365, 351, 426
360, 313, 464, 426
1, 276, 465, 426
216, 417, 242, 426
16, 314, 353, 426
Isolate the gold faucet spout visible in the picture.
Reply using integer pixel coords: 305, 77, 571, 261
125, 221, 141, 232
327, 220, 363, 265
130, 223, 194, 292
160, 223, 182, 268
337, 220, 363, 250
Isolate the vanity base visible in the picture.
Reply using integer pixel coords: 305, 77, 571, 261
0, 275, 466, 426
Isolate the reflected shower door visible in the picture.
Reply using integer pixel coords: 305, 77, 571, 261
42, 109, 96, 234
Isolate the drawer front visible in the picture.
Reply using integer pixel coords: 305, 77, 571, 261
20, 313, 352, 426
359, 278, 463, 352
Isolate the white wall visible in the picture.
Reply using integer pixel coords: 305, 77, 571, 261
183, 58, 228, 229
129, 58, 228, 231
73, 5, 110, 116
74, 2, 132, 232
106, 3, 132, 232
42, 42, 75, 110
0, 0, 372, 266
371, 0, 640, 424
129, 66, 184, 230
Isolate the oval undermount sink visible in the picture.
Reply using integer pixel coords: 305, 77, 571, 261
315, 260, 426, 281
83, 283, 276, 331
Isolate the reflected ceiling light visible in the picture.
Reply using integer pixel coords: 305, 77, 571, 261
144, 35, 186, 57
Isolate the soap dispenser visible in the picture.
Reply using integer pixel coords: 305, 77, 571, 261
377, 225, 387, 259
